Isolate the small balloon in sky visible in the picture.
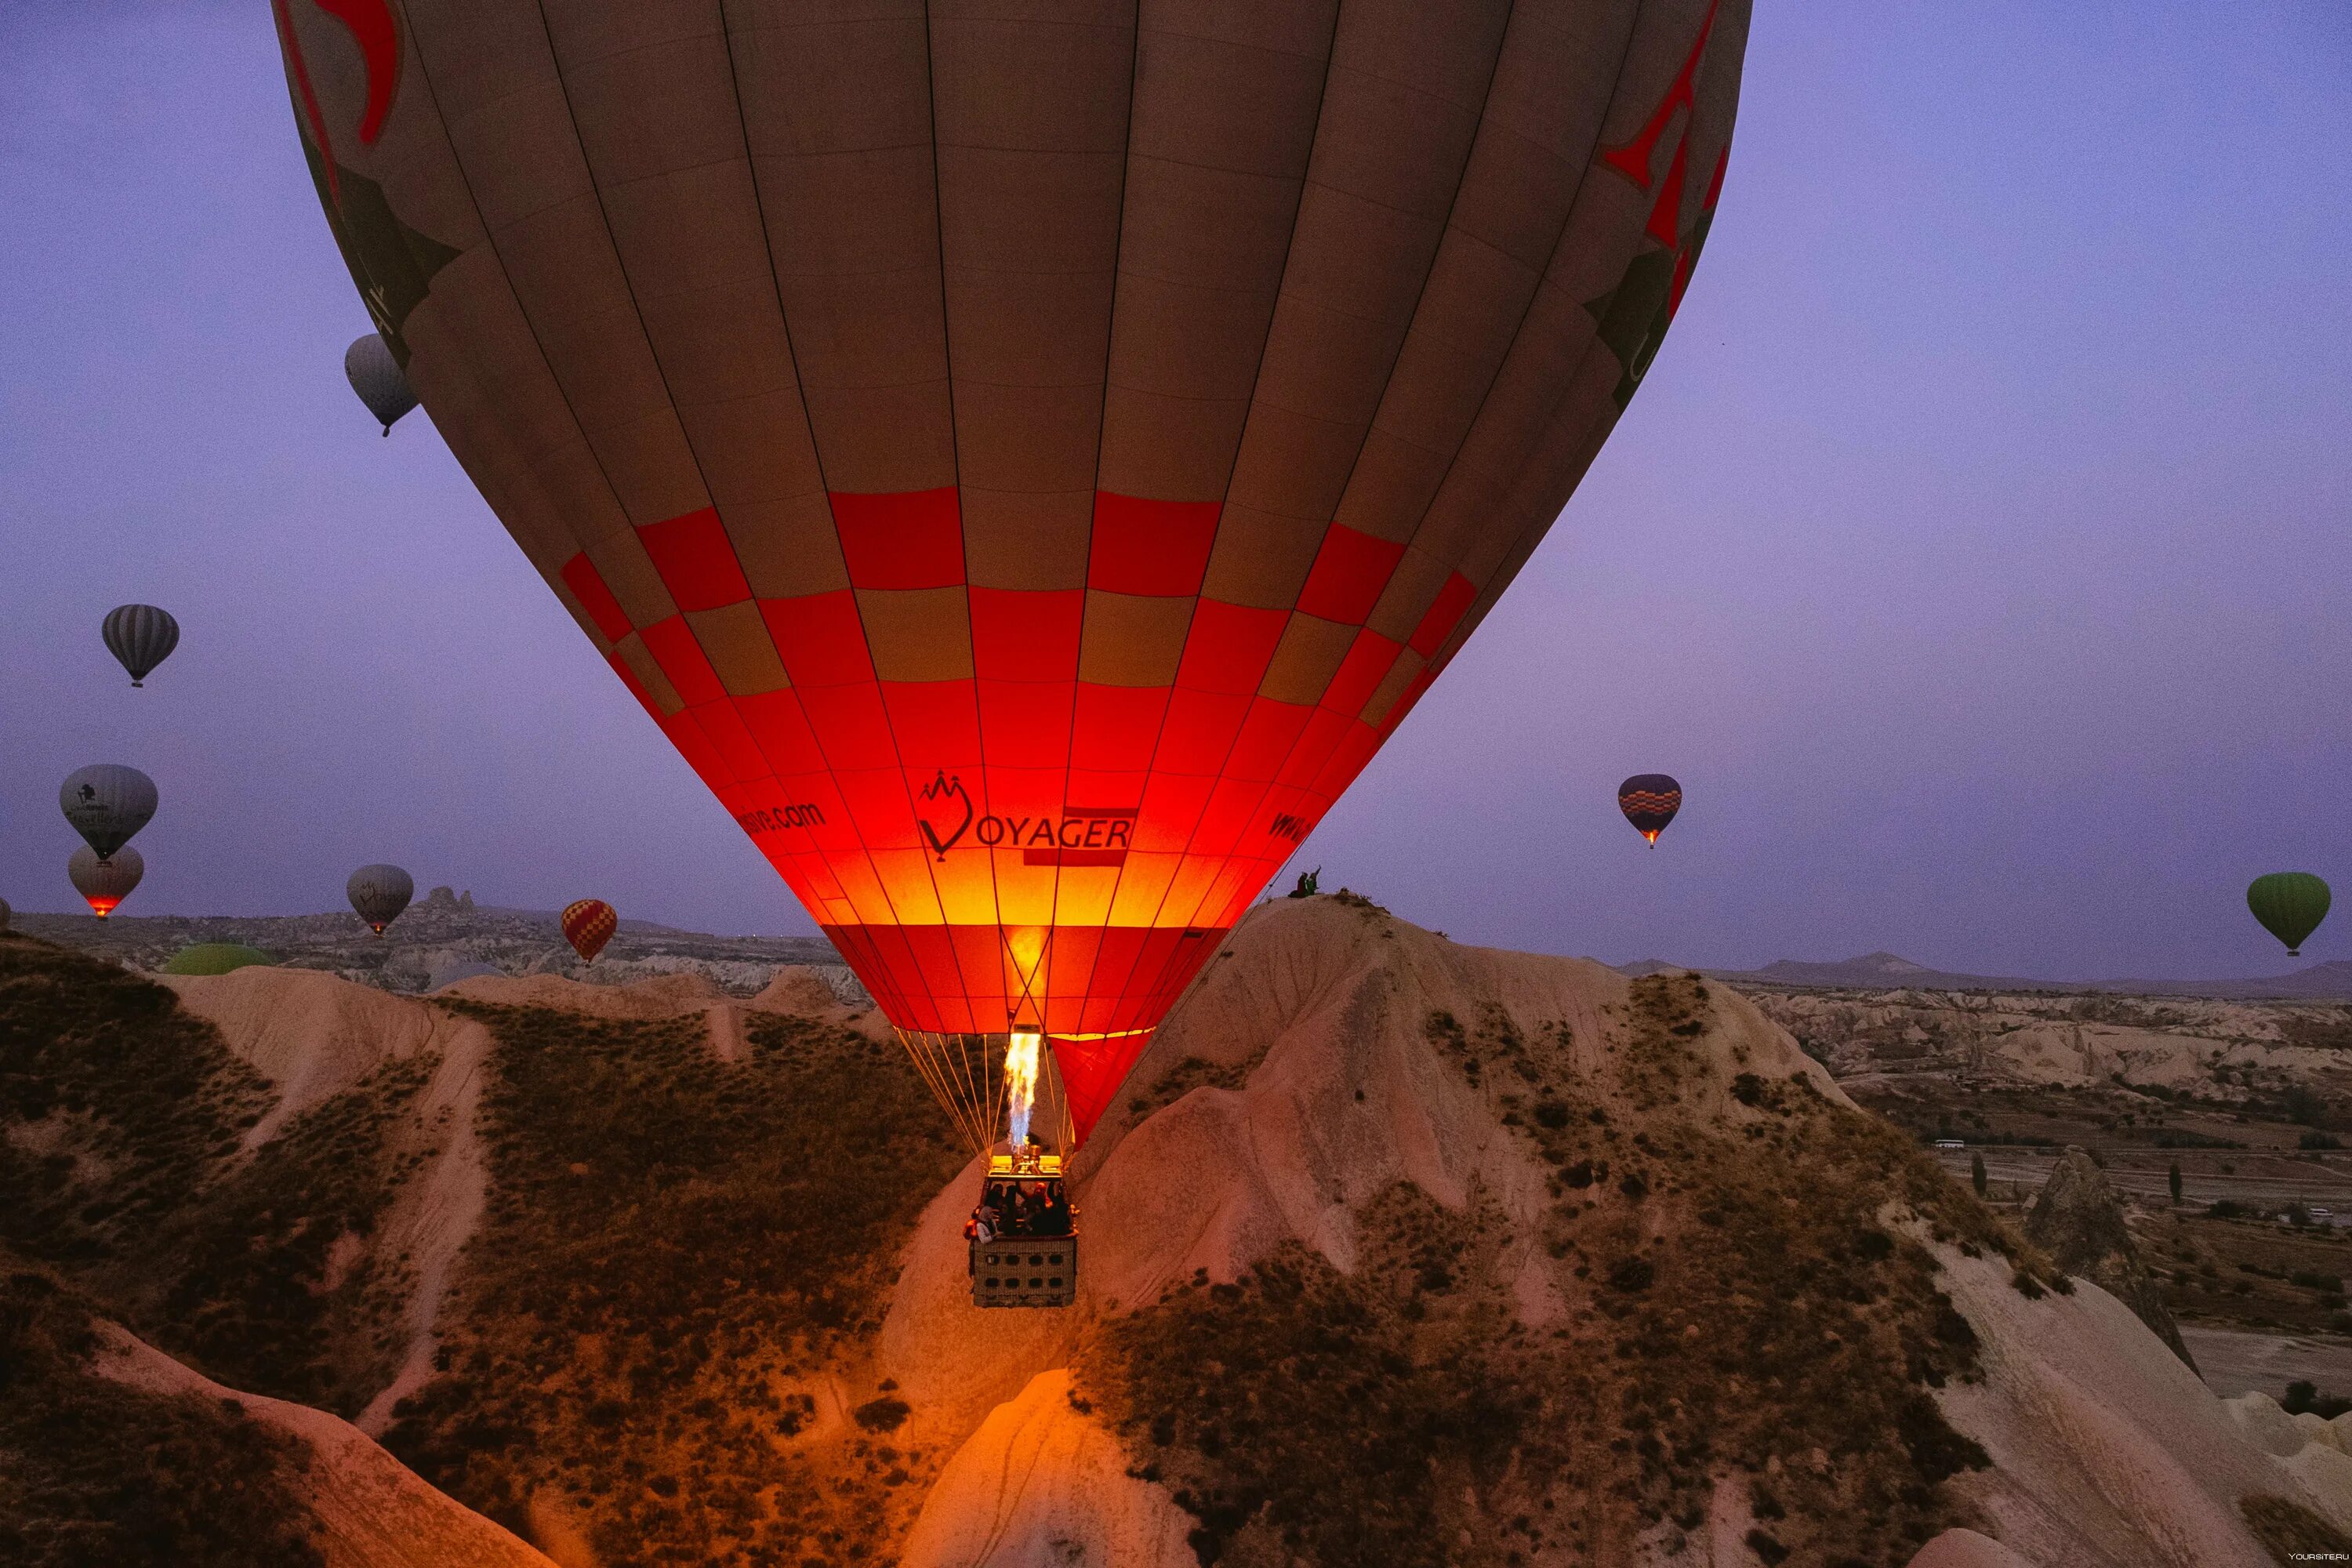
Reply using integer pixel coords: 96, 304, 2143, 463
345, 333, 419, 434
70, 844, 143, 919
60, 764, 157, 862
347, 863, 416, 935
1618, 775, 1684, 844
562, 899, 617, 964
102, 604, 179, 688
2248, 873, 2331, 957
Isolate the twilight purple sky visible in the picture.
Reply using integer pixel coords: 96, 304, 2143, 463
2, 3, 2346, 979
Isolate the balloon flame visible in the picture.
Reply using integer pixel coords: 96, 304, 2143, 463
1643, 829, 1661, 844
1005, 1029, 1043, 1150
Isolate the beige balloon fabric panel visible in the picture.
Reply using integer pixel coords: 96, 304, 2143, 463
274, 0, 1748, 1137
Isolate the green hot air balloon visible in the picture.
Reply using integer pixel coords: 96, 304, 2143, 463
2248, 873, 2331, 957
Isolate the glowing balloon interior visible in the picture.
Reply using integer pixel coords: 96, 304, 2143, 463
276, 0, 1751, 1141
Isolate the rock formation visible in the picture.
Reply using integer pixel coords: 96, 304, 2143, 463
2024, 1147, 2196, 1368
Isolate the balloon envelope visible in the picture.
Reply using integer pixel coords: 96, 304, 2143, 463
69, 844, 144, 919
345, 332, 419, 433
1617, 774, 1683, 844
2249, 873, 2331, 957
102, 604, 179, 687
278, 1, 1751, 1139
561, 899, 617, 964
60, 764, 157, 861
347, 863, 416, 935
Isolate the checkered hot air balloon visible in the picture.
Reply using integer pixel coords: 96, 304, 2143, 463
561, 899, 618, 964
276, 0, 1751, 1148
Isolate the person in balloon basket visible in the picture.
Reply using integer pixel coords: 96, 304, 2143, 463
962, 1202, 999, 1275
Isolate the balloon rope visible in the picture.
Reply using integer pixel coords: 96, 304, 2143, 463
896, 1029, 989, 1156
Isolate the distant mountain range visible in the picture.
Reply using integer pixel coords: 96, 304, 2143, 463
1616, 949, 2352, 1000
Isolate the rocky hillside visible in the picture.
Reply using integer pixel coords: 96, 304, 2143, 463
4, 902, 2349, 1566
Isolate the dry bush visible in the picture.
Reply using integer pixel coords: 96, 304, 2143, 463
0, 1261, 325, 1567
384, 1004, 960, 1565
1080, 973, 2027, 1567
0, 935, 431, 1416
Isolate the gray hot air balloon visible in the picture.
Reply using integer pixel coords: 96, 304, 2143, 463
346, 863, 415, 935
345, 333, 419, 435
70, 844, 143, 919
102, 604, 180, 687
60, 764, 157, 861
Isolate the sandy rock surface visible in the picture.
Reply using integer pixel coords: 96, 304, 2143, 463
94, 1322, 554, 1568
898, 1370, 1196, 1568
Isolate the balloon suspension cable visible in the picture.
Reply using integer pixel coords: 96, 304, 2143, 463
891, 1025, 1076, 1161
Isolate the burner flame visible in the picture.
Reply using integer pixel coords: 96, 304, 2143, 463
1005, 1029, 1043, 1150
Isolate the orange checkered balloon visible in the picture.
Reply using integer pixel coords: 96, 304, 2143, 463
277, 0, 1751, 1144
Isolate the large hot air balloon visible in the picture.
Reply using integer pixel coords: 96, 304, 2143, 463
70, 844, 144, 919
2249, 873, 2331, 958
345, 332, 419, 433
561, 899, 617, 964
347, 862, 415, 935
276, 0, 1751, 1149
60, 764, 157, 862
1617, 774, 1683, 844
102, 604, 180, 688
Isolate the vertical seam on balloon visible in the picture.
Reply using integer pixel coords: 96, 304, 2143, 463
1050, 1, 1146, 1044
911, 0, 1003, 1040
710, 5, 931, 953
391, 5, 650, 644
1075, 2, 1350, 1010
1146, 1, 1533, 939
710, 0, 978, 1030
1425, 0, 1729, 678
525, 4, 760, 690
1131, 4, 1519, 954
1410, 0, 1700, 674
1381, 0, 1648, 597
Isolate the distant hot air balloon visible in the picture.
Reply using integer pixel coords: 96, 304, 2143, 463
1618, 775, 1683, 844
2249, 873, 2331, 958
278, 0, 1751, 1149
347, 863, 415, 935
70, 844, 144, 919
345, 332, 418, 434
60, 764, 157, 862
102, 604, 179, 688
561, 899, 617, 964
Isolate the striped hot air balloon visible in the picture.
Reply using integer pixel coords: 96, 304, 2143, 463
561, 898, 618, 964
1617, 773, 1682, 844
102, 604, 180, 687
275, 0, 1751, 1147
